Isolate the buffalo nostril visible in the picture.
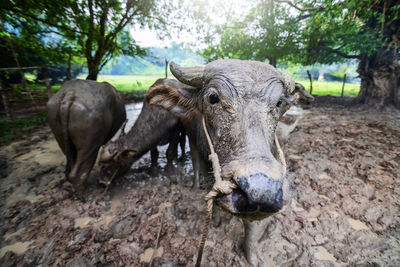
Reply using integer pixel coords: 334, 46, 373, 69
274, 188, 283, 210
236, 173, 283, 212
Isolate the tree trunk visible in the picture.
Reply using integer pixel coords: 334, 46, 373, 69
67, 48, 72, 81
86, 63, 99, 81
5, 33, 28, 89
268, 57, 277, 67
341, 74, 346, 98
307, 70, 313, 95
356, 51, 400, 109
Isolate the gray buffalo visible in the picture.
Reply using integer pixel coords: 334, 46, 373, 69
145, 59, 312, 265
47, 79, 126, 199
99, 79, 186, 178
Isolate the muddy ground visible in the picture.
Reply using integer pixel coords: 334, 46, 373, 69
0, 100, 399, 266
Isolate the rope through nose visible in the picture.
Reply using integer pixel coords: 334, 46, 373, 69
195, 119, 286, 266
195, 116, 236, 267
274, 134, 287, 177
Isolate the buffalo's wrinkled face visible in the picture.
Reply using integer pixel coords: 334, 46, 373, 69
98, 124, 137, 177
146, 59, 300, 220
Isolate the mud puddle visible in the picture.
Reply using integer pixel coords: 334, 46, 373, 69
0, 102, 399, 266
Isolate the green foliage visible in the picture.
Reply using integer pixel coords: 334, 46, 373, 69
0, 112, 46, 145
0, 0, 171, 80
0, 1, 85, 84
290, 0, 400, 65
202, 0, 299, 65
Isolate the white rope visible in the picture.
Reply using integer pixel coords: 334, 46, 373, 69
274, 134, 287, 177
195, 118, 286, 266
195, 116, 236, 267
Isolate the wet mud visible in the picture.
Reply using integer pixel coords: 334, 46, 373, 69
0, 102, 399, 266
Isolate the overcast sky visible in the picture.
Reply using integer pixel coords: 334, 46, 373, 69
129, 0, 253, 49
130, 26, 196, 48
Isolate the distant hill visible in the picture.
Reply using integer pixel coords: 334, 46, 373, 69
101, 43, 204, 76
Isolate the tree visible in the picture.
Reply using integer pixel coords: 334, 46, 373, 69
0, 18, 79, 86
202, 0, 298, 66
1, 0, 159, 80
279, 0, 400, 108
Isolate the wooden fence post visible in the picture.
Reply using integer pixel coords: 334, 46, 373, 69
0, 80, 20, 137
307, 70, 313, 95
165, 58, 169, 78
341, 74, 347, 98
42, 65, 53, 98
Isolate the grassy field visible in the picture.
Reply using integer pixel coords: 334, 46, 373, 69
93, 75, 360, 97
78, 75, 160, 92
25, 74, 360, 96
296, 79, 359, 97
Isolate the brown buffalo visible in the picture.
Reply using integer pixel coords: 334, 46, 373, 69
99, 79, 186, 179
47, 79, 126, 199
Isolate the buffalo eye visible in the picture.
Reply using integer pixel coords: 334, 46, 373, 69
209, 93, 220, 104
276, 98, 283, 107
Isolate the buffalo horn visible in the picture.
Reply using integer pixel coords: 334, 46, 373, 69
295, 83, 314, 102
170, 61, 204, 88
111, 120, 127, 142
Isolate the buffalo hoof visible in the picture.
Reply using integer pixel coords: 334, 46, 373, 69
178, 153, 186, 162
165, 163, 177, 174
149, 165, 161, 176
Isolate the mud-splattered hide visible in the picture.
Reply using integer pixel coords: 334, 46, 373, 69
146, 59, 310, 220
99, 79, 185, 177
46, 80, 126, 199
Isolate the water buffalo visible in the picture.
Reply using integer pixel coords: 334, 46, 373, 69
145, 60, 313, 265
99, 79, 186, 179
47, 79, 126, 199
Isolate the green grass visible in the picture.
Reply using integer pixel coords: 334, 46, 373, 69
23, 74, 160, 93
24, 75, 360, 97
296, 80, 360, 97
0, 112, 47, 145
78, 75, 160, 92
88, 75, 361, 96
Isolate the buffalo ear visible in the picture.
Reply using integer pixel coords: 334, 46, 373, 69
145, 84, 199, 118
294, 83, 314, 103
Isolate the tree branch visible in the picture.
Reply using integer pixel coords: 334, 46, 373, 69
85, 0, 95, 63
275, 0, 323, 12
93, 1, 110, 66
296, 14, 311, 22
321, 47, 360, 59
107, 8, 139, 42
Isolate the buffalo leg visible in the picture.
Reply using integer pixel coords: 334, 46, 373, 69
46, 104, 76, 178
178, 127, 186, 162
189, 140, 200, 188
68, 109, 110, 200
243, 218, 271, 266
150, 148, 159, 170
68, 145, 99, 200
166, 132, 180, 173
